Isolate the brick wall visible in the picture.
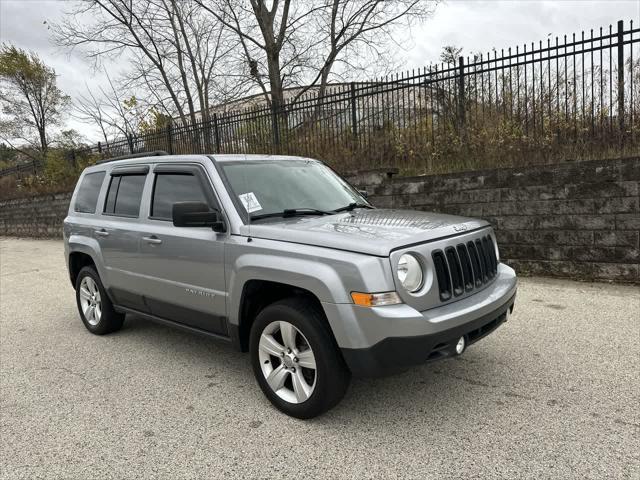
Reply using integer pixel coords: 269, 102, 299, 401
1, 158, 638, 282
0, 192, 72, 238
346, 158, 639, 283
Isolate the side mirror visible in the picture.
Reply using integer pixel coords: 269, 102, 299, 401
358, 189, 369, 199
172, 202, 226, 232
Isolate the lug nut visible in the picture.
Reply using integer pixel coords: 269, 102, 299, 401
287, 348, 291, 354
293, 357, 298, 363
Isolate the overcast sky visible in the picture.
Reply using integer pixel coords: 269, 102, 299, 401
0, 0, 638, 142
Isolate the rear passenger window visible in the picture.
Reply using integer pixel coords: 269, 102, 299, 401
74, 172, 105, 213
103, 174, 146, 217
151, 173, 211, 220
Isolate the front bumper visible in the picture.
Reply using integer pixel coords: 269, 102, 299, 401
322, 263, 517, 377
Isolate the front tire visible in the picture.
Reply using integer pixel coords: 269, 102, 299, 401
75, 266, 124, 335
250, 297, 350, 419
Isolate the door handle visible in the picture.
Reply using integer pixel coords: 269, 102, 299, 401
142, 235, 162, 245
94, 229, 109, 237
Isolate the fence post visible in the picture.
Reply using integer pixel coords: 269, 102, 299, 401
213, 113, 221, 153
350, 82, 358, 138
166, 124, 174, 154
128, 133, 134, 153
458, 56, 466, 133
271, 103, 281, 153
617, 19, 625, 143
97, 141, 102, 154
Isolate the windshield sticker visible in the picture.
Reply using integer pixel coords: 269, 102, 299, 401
238, 192, 262, 213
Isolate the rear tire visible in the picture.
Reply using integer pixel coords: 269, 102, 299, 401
75, 266, 124, 335
250, 297, 350, 419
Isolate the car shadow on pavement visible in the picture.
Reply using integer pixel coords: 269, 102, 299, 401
122, 313, 516, 424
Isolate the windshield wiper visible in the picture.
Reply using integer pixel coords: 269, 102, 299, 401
333, 202, 373, 213
251, 208, 333, 221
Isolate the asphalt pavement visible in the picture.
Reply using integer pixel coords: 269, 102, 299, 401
1, 238, 638, 479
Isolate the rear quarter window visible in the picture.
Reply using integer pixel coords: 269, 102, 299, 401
74, 172, 106, 213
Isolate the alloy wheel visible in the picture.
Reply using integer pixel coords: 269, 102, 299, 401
258, 320, 317, 404
79, 276, 102, 326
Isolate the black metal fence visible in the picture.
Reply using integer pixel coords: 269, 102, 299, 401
0, 161, 42, 178
3, 18, 639, 178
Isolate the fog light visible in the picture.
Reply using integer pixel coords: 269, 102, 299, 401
455, 336, 466, 355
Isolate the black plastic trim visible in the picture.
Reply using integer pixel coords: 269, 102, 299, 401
145, 297, 229, 336
116, 306, 233, 344
110, 165, 150, 176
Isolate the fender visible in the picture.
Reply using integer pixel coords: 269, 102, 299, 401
67, 234, 109, 288
227, 253, 350, 327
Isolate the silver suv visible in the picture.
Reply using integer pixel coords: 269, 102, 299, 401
64, 153, 517, 418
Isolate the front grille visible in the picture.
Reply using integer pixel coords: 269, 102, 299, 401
432, 235, 498, 302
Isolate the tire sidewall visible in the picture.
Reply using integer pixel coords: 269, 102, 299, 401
249, 301, 345, 419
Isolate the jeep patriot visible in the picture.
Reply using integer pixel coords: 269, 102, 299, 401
64, 153, 517, 418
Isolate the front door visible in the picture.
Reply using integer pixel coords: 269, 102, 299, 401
135, 163, 228, 336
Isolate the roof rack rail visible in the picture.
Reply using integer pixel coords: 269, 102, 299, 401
95, 150, 169, 164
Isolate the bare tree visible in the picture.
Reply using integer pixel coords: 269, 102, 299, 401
74, 72, 154, 151
196, 0, 437, 110
0, 44, 70, 161
54, 0, 243, 126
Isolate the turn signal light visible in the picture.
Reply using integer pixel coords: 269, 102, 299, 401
351, 291, 402, 307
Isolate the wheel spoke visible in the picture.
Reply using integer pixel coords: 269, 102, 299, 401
292, 369, 312, 402
87, 305, 95, 323
296, 349, 316, 370
94, 303, 101, 321
266, 365, 289, 392
259, 333, 285, 357
79, 286, 92, 300
280, 321, 297, 350
83, 302, 92, 318
86, 278, 96, 294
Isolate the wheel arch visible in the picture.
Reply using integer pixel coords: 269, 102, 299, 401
67, 236, 107, 289
233, 279, 334, 353
227, 254, 358, 352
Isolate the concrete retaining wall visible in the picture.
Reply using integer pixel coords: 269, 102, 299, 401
0, 192, 72, 238
345, 157, 639, 283
1, 157, 638, 282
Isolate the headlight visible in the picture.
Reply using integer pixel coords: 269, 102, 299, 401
397, 254, 423, 292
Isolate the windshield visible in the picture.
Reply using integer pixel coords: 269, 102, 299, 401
220, 159, 367, 220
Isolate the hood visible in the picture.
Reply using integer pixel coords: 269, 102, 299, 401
241, 209, 490, 256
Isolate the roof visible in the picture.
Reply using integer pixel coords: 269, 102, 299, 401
210, 154, 311, 163
85, 153, 312, 173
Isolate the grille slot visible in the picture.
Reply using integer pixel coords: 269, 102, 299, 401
466, 241, 483, 288
432, 235, 499, 303
475, 239, 489, 282
481, 236, 497, 278
456, 244, 475, 291
432, 250, 452, 301
445, 247, 464, 297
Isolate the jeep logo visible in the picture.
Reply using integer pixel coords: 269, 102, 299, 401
453, 224, 469, 232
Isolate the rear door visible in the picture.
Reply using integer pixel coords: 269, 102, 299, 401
135, 163, 228, 336
96, 165, 151, 312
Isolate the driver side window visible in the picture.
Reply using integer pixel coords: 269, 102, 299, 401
150, 172, 214, 221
